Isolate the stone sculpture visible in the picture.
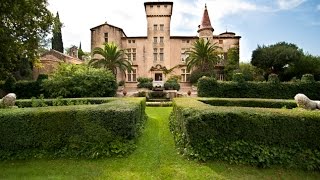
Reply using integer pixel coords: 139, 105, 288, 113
294, 93, 320, 110
0, 93, 17, 107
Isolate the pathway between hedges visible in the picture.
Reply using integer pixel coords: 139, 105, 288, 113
99, 107, 223, 179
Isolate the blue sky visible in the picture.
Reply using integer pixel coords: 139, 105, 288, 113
48, 0, 320, 62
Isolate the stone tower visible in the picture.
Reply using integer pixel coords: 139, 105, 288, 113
198, 4, 214, 40
144, 2, 174, 82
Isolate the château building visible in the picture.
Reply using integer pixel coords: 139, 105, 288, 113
90, 1, 240, 90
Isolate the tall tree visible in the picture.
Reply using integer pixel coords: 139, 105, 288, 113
251, 42, 303, 80
284, 54, 320, 81
89, 42, 132, 77
186, 38, 222, 72
224, 47, 240, 80
51, 12, 64, 53
78, 42, 85, 60
0, 0, 53, 80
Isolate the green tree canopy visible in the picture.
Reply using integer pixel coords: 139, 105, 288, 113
0, 0, 53, 80
186, 38, 222, 72
224, 47, 240, 80
251, 42, 303, 79
42, 64, 117, 98
78, 42, 85, 60
284, 54, 320, 81
51, 12, 64, 53
238, 63, 265, 81
89, 43, 132, 77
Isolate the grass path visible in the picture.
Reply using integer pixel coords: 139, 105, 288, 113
0, 107, 319, 179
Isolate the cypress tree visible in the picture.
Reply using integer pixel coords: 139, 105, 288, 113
78, 42, 85, 60
51, 12, 64, 53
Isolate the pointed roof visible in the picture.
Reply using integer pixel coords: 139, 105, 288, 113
197, 4, 214, 33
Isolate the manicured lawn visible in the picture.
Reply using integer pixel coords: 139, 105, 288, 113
0, 107, 319, 179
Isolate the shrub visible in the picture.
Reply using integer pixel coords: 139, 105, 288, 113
42, 64, 117, 98
137, 77, 153, 89
268, 73, 280, 83
189, 70, 214, 84
148, 91, 166, 99
232, 73, 245, 83
14, 80, 43, 99
164, 78, 180, 91
37, 74, 49, 81
0, 98, 146, 160
301, 74, 315, 83
198, 80, 320, 99
170, 98, 320, 170
0, 77, 43, 99
199, 98, 297, 109
197, 77, 217, 97
3, 75, 16, 93
118, 80, 125, 86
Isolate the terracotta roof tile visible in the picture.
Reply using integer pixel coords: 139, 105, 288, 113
198, 4, 214, 32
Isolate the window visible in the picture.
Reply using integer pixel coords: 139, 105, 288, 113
181, 69, 191, 82
127, 48, 136, 61
219, 40, 223, 44
132, 48, 136, 61
154, 24, 158, 31
157, 5, 160, 8
127, 68, 137, 82
104, 33, 108, 43
150, 5, 153, 8
153, 48, 157, 61
153, 37, 157, 44
160, 24, 164, 31
128, 40, 131, 43
160, 37, 164, 44
132, 40, 135, 43
187, 40, 190, 43
164, 5, 167, 8
127, 49, 131, 61
160, 48, 164, 61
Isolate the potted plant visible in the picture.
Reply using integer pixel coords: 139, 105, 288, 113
123, 90, 127, 96
118, 80, 125, 91
187, 90, 191, 96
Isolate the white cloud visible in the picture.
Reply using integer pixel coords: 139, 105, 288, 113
277, 0, 306, 10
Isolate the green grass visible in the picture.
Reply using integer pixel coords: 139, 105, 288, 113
0, 107, 319, 179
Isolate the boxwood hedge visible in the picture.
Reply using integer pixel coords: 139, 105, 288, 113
170, 98, 320, 170
198, 77, 320, 99
0, 98, 146, 160
199, 98, 297, 109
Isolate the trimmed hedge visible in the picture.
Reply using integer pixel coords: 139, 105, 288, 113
199, 98, 297, 109
170, 98, 320, 170
0, 98, 146, 160
0, 80, 44, 99
15, 97, 113, 108
198, 77, 320, 99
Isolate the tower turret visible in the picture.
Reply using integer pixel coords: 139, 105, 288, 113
198, 4, 214, 38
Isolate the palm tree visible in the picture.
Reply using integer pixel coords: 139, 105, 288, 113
89, 42, 132, 77
186, 38, 222, 72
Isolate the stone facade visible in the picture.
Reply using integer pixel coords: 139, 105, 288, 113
90, 2, 241, 89
33, 49, 83, 80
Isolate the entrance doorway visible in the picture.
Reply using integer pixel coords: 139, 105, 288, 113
155, 73, 163, 81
